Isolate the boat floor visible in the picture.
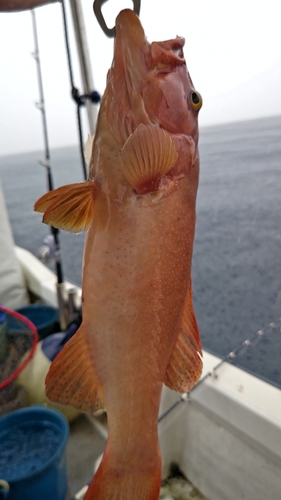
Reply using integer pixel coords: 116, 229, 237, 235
65, 414, 105, 499
65, 414, 208, 500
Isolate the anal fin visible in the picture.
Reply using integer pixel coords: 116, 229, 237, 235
34, 181, 96, 233
164, 280, 203, 393
45, 323, 104, 415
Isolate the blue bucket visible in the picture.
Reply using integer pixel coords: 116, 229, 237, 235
15, 305, 59, 339
0, 406, 69, 500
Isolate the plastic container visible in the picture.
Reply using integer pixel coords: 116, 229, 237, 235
16, 305, 58, 339
0, 405, 69, 500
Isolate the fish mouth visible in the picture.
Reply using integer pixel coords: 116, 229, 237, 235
115, 10, 186, 75
114, 9, 149, 88
104, 10, 151, 143
150, 38, 186, 73
115, 8, 145, 43
105, 10, 188, 144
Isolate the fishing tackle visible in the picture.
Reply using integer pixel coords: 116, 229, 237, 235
93, 0, 141, 37
31, 11, 64, 287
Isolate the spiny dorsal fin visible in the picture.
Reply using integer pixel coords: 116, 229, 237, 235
84, 134, 94, 167
45, 323, 105, 415
119, 124, 178, 194
164, 280, 202, 393
34, 181, 96, 233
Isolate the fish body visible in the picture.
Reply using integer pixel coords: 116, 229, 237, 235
35, 9, 203, 500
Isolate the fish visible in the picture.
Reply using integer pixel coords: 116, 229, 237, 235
34, 9, 203, 500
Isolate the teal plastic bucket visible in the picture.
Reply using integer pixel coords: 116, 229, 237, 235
0, 406, 69, 500
15, 305, 59, 339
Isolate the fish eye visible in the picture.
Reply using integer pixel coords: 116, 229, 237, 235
190, 91, 203, 111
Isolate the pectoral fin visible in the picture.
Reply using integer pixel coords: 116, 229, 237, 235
34, 181, 96, 233
119, 124, 178, 195
164, 281, 203, 393
45, 323, 105, 415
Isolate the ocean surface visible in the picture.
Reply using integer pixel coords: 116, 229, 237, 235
0, 115, 281, 388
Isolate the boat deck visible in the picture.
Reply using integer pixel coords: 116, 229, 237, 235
65, 414, 105, 499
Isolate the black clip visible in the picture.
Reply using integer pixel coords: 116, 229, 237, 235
93, 0, 141, 38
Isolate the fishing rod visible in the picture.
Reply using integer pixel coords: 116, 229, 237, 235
31, 9, 69, 330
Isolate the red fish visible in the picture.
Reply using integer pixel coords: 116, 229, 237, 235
34, 9, 203, 500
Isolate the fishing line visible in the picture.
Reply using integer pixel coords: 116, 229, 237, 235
158, 318, 281, 428
61, 1, 101, 181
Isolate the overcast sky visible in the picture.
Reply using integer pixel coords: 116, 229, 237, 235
0, 0, 280, 155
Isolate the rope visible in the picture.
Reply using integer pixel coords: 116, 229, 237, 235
61, 2, 101, 180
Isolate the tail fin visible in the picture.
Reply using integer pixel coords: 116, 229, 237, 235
84, 442, 161, 500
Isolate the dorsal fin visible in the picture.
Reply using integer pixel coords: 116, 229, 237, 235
164, 280, 202, 393
45, 323, 104, 415
34, 181, 96, 233
119, 124, 178, 194
84, 134, 94, 167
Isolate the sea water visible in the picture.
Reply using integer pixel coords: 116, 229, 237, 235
0, 115, 280, 388
0, 423, 61, 480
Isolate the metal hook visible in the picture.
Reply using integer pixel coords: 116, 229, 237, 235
93, 0, 141, 38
